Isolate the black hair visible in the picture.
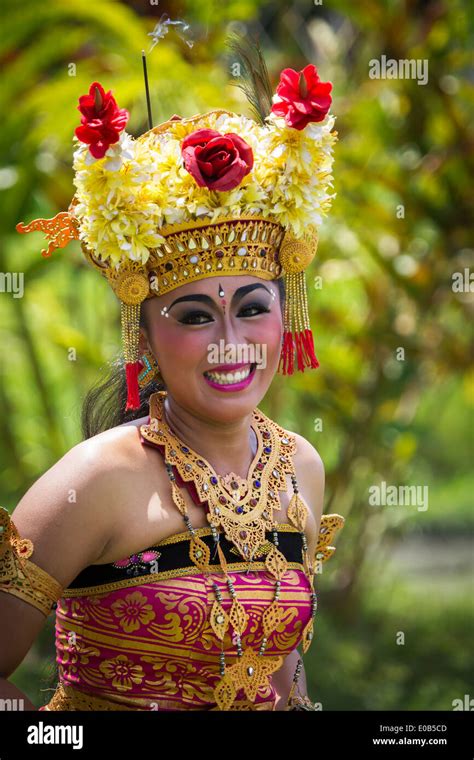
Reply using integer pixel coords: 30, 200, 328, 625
80, 277, 286, 440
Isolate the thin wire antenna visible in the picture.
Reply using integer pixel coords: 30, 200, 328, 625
141, 50, 153, 129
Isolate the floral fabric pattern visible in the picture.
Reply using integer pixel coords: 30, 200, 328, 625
44, 568, 312, 711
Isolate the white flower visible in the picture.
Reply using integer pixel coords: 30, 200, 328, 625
70, 108, 337, 267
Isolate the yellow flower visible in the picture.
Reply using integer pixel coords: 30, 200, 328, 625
99, 654, 145, 692
72, 109, 337, 266
110, 591, 155, 633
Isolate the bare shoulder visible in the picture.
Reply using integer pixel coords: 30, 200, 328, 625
116, 415, 149, 429
76, 415, 149, 466
284, 428, 324, 483
289, 430, 324, 471
9, 419, 149, 587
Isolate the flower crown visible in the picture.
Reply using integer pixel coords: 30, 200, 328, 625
17, 62, 337, 411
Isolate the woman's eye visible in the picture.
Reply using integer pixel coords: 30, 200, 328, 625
177, 303, 270, 324
239, 303, 271, 317
178, 311, 213, 325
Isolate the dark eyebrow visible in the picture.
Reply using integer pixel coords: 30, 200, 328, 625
168, 283, 272, 310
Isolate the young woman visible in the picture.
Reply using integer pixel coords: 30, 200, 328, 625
1, 55, 344, 710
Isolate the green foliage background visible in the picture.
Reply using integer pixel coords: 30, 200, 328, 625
0, 0, 472, 710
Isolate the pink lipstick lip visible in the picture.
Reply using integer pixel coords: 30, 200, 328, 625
203, 363, 257, 392
204, 361, 251, 373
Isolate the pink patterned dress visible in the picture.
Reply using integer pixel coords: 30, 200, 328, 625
40, 425, 344, 711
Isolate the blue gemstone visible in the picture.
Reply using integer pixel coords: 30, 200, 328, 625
181, 446, 189, 453
236, 506, 244, 514
264, 446, 272, 454
210, 476, 218, 485
254, 480, 261, 488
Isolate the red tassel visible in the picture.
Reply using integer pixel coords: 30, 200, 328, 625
125, 361, 141, 411
303, 328, 319, 369
294, 332, 307, 371
278, 330, 320, 375
300, 330, 313, 367
278, 331, 295, 375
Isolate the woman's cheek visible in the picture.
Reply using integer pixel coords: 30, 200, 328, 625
155, 325, 215, 371
246, 317, 282, 356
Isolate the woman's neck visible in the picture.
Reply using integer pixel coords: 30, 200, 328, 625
163, 396, 257, 480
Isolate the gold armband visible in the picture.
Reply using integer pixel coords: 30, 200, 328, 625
314, 513, 345, 566
0, 506, 63, 616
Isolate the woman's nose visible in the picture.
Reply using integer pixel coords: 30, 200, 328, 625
219, 313, 245, 348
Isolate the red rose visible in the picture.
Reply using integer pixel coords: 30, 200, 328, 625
75, 81, 129, 159
271, 64, 332, 130
181, 128, 253, 191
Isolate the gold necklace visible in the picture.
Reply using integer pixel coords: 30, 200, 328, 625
140, 390, 316, 710
144, 391, 301, 563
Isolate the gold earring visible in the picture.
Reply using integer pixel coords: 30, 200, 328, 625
138, 350, 161, 388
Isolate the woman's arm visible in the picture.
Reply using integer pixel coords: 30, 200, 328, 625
272, 648, 308, 710
0, 432, 122, 708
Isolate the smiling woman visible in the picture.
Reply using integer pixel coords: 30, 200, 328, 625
81, 276, 286, 438
138, 276, 284, 426
5, 38, 345, 711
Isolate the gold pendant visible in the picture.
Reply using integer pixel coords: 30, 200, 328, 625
262, 600, 283, 637
287, 492, 307, 532
189, 535, 210, 572
220, 472, 250, 499
264, 545, 288, 580
214, 673, 237, 711
228, 598, 248, 635
225, 648, 284, 704
210, 600, 230, 641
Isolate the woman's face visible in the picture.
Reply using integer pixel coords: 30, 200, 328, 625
139, 275, 283, 423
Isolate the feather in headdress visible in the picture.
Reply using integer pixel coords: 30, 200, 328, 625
226, 31, 273, 125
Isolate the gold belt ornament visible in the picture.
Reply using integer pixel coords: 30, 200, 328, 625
41, 682, 275, 711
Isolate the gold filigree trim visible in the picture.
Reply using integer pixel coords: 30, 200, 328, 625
62, 561, 307, 598
141, 391, 299, 561
41, 681, 275, 711
80, 215, 285, 300
0, 507, 63, 616
314, 514, 345, 565
16, 212, 79, 258
154, 522, 301, 547
147, 216, 284, 297
42, 683, 144, 711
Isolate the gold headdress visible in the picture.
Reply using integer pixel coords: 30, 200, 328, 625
17, 47, 337, 411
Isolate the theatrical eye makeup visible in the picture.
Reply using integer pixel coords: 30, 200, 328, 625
166, 283, 275, 325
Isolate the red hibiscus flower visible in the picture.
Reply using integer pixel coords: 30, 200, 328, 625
271, 64, 332, 130
181, 128, 253, 191
75, 82, 129, 159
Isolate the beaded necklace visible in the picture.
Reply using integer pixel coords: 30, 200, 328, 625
140, 390, 317, 710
